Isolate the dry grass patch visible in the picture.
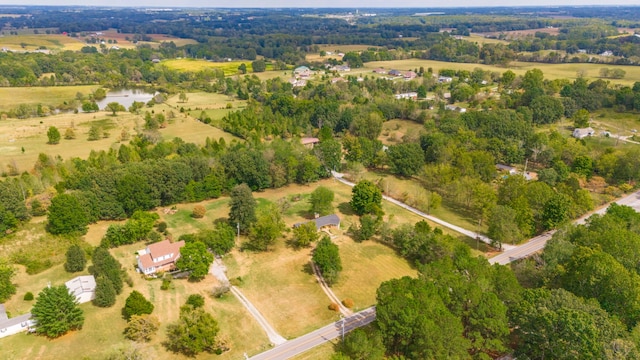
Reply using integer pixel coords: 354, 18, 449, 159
0, 86, 97, 111
290, 340, 339, 360
162, 59, 254, 75
0, 34, 86, 51
380, 119, 425, 145
331, 235, 417, 310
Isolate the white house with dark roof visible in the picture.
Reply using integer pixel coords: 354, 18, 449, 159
0, 304, 34, 339
65, 275, 96, 304
137, 239, 185, 275
294, 214, 341, 230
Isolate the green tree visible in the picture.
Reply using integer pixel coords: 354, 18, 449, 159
352, 214, 380, 242
31, 285, 84, 338
198, 222, 235, 255
246, 204, 286, 251
292, 221, 319, 248
251, 60, 266, 72
542, 193, 572, 230
122, 290, 154, 321
186, 294, 205, 309
93, 274, 116, 307
312, 236, 342, 285
64, 244, 86, 273
572, 109, 590, 128
64, 127, 76, 140
46, 194, 89, 235
238, 63, 247, 74
87, 124, 102, 141
0, 262, 16, 303
309, 186, 335, 216
176, 241, 214, 281
47, 126, 61, 144
178, 91, 188, 103
93, 88, 107, 100
351, 112, 383, 140
81, 101, 99, 113
386, 143, 425, 177
487, 205, 523, 247
530, 95, 564, 125
350, 180, 383, 216
105, 102, 124, 116
124, 314, 159, 342
165, 305, 220, 356
228, 183, 257, 234
317, 138, 342, 171
339, 328, 385, 360
91, 247, 123, 295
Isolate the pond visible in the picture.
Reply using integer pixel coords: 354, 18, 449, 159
94, 88, 157, 110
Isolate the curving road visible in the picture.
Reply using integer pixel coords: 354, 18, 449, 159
490, 189, 640, 265
330, 171, 512, 250
249, 307, 377, 360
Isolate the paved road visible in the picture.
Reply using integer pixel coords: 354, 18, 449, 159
330, 171, 512, 250
490, 189, 640, 265
249, 307, 377, 360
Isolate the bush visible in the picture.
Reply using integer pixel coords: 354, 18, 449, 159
212, 285, 230, 298
161, 276, 172, 290
328, 302, 340, 312
342, 298, 354, 308
23, 292, 34, 301
192, 205, 206, 219
157, 221, 167, 233
186, 294, 205, 308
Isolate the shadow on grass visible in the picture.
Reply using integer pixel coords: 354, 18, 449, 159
301, 261, 315, 276
337, 202, 355, 216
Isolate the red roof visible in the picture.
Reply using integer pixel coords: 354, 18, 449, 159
138, 240, 185, 271
301, 137, 320, 145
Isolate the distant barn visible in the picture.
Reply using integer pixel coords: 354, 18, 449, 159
294, 214, 340, 230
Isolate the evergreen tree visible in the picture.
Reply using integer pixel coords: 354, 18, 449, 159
31, 285, 84, 338
91, 247, 123, 295
122, 290, 154, 321
93, 275, 116, 307
64, 244, 86, 273
47, 126, 61, 144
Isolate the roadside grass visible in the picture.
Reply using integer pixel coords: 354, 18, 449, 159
0, 85, 98, 111
331, 235, 418, 310
290, 340, 339, 360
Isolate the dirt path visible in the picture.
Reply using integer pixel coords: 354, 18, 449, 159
210, 258, 287, 345
310, 261, 352, 317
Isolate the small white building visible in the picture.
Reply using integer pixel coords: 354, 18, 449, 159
65, 275, 96, 304
0, 304, 34, 339
573, 127, 595, 139
395, 92, 418, 100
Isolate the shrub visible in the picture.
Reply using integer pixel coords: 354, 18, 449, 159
186, 294, 205, 308
212, 285, 230, 298
192, 205, 206, 219
328, 302, 340, 312
342, 298, 354, 308
161, 276, 172, 290
23, 292, 34, 301
157, 221, 167, 233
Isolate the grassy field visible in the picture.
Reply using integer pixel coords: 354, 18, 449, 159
380, 119, 425, 145
0, 101, 238, 172
162, 59, 255, 75
360, 59, 640, 86
164, 91, 249, 124
0, 30, 196, 52
0, 85, 98, 111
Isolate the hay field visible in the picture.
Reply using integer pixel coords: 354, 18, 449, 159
162, 59, 254, 75
0, 103, 239, 172
0, 34, 86, 51
0, 86, 97, 111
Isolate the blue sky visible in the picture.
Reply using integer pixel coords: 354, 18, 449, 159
0, 0, 639, 8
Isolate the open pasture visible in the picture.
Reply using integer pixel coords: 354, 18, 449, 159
162, 59, 255, 75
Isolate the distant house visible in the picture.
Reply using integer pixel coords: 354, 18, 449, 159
137, 239, 186, 276
395, 92, 418, 100
333, 65, 350, 72
331, 77, 346, 84
496, 164, 536, 181
294, 214, 341, 230
403, 71, 417, 80
445, 104, 466, 113
288, 78, 307, 87
573, 127, 595, 139
600, 51, 613, 57
294, 66, 312, 78
65, 275, 96, 304
0, 304, 33, 339
373, 68, 387, 74
388, 69, 402, 77
438, 76, 453, 83
301, 137, 320, 148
